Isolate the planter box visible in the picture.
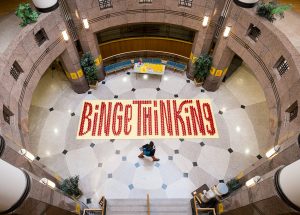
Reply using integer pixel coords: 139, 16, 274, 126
194, 79, 203, 87
89, 81, 98, 90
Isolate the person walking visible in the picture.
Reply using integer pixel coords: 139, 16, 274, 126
138, 141, 160, 161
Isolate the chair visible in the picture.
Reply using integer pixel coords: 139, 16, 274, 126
193, 195, 216, 215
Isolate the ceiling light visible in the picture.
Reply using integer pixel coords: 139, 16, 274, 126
39, 178, 56, 189
245, 176, 261, 188
223, 26, 231, 38
62, 30, 69, 41
163, 76, 168, 81
54, 128, 58, 134
202, 16, 209, 27
143, 74, 148, 80
265, 145, 280, 158
236, 126, 241, 132
18, 149, 35, 162
122, 77, 127, 82
82, 18, 89, 29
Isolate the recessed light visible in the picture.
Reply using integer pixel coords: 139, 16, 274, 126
236, 126, 241, 132
54, 128, 58, 134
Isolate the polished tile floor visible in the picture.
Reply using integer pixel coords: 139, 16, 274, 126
29, 64, 269, 206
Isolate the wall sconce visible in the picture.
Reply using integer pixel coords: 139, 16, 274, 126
223, 26, 231, 38
266, 145, 280, 158
39, 178, 56, 189
18, 149, 35, 162
82, 18, 90, 29
202, 16, 209, 27
245, 176, 261, 188
62, 30, 69, 41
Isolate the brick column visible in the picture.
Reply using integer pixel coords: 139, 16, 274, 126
60, 45, 89, 94
203, 44, 234, 92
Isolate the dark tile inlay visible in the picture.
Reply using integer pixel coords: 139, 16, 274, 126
35, 156, 40, 161
49, 107, 54, 112
156, 87, 160, 91
62, 150, 68, 155
128, 184, 134, 190
168, 156, 173, 160
155, 163, 160, 167
108, 173, 112, 178
201, 89, 205, 92
88, 91, 92, 94
115, 150, 120, 154
90, 143, 95, 148
218, 110, 223, 115
98, 163, 102, 167
257, 154, 263, 160
179, 138, 184, 142
183, 173, 188, 178
126, 72, 131, 75
186, 79, 190, 83
86, 198, 92, 204
219, 179, 225, 183
174, 94, 178, 98
110, 139, 115, 142
135, 162, 140, 168
228, 148, 233, 153
162, 184, 167, 190
131, 88, 136, 92
200, 142, 205, 147
122, 156, 127, 161
114, 95, 118, 99
174, 149, 179, 154
241, 105, 246, 109
192, 162, 198, 167
102, 81, 106, 84
71, 112, 75, 117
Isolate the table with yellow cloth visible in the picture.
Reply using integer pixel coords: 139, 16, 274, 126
133, 63, 165, 75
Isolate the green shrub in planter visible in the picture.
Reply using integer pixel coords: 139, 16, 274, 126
194, 54, 212, 84
80, 52, 98, 85
226, 178, 242, 193
256, 2, 292, 22
15, 3, 39, 27
59, 176, 82, 198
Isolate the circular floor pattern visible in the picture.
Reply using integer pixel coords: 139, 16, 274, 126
29, 64, 269, 206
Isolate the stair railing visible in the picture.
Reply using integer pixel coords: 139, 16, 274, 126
147, 194, 150, 215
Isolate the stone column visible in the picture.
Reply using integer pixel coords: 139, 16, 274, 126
78, 28, 105, 81
187, 32, 205, 79
60, 45, 89, 94
0, 160, 30, 214
275, 159, 300, 211
203, 44, 234, 92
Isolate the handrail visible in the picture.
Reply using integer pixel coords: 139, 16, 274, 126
102, 50, 190, 62
193, 195, 216, 215
147, 194, 150, 215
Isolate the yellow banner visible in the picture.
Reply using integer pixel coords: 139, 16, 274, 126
77, 99, 218, 139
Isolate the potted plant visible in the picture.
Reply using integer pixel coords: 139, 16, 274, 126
80, 52, 98, 89
59, 176, 82, 199
194, 54, 212, 87
256, 2, 292, 22
15, 3, 39, 27
226, 178, 242, 193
